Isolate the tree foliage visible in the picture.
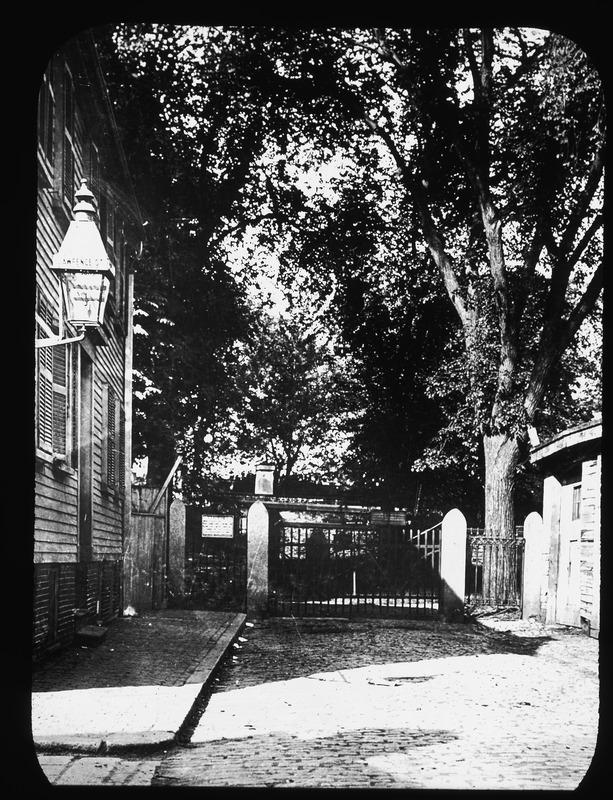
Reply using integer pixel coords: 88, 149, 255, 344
96, 25, 603, 524
96, 25, 266, 481
182, 299, 362, 499
219, 26, 604, 527
131, 226, 251, 483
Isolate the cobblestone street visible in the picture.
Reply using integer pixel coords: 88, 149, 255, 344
154, 612, 600, 790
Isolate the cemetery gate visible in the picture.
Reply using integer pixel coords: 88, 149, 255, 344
184, 504, 247, 612
268, 518, 442, 618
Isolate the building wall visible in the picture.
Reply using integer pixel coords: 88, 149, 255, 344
537, 456, 600, 637
580, 456, 601, 636
35, 181, 80, 563
34, 31, 141, 660
543, 474, 561, 626
556, 480, 582, 628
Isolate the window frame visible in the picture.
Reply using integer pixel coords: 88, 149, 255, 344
61, 66, 77, 208
88, 140, 100, 199
101, 383, 123, 498
38, 60, 55, 172
35, 305, 78, 471
571, 483, 582, 522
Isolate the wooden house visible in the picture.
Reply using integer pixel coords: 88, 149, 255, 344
34, 30, 143, 660
529, 418, 601, 638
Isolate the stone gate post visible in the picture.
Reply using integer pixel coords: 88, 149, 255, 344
168, 497, 186, 603
521, 511, 545, 622
247, 500, 270, 618
440, 508, 467, 621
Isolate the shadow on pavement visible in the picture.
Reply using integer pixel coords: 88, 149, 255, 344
205, 610, 563, 697
467, 623, 553, 656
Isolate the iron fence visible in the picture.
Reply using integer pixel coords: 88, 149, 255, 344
185, 529, 247, 611
466, 527, 524, 606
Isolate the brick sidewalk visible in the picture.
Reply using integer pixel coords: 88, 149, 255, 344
30, 609, 246, 755
31, 609, 244, 692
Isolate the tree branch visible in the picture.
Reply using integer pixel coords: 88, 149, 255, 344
209, 211, 278, 247
524, 260, 603, 420
559, 144, 604, 256
412, 181, 472, 328
503, 30, 549, 89
514, 220, 546, 325
365, 96, 474, 333
462, 29, 481, 100
563, 260, 604, 344
543, 208, 603, 332
371, 28, 408, 70
568, 213, 603, 272
363, 115, 406, 174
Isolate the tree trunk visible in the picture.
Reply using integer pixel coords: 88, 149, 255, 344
482, 433, 520, 538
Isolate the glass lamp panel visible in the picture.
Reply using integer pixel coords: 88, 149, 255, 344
62, 271, 109, 327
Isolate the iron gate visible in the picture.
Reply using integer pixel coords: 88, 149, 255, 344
184, 506, 247, 611
466, 528, 524, 607
268, 521, 441, 618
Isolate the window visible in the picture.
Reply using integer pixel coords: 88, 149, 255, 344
62, 68, 77, 206
38, 61, 55, 165
99, 192, 107, 241
88, 141, 100, 198
99, 192, 124, 320
99, 192, 115, 250
35, 295, 77, 464
102, 384, 124, 495
115, 220, 125, 316
572, 484, 581, 521
107, 203, 116, 248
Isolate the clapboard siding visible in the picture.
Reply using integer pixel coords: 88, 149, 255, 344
33, 543, 77, 562
34, 33, 141, 660
36, 195, 63, 269
34, 474, 78, 509
34, 460, 79, 562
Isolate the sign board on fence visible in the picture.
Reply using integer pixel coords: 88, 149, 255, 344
201, 514, 234, 538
